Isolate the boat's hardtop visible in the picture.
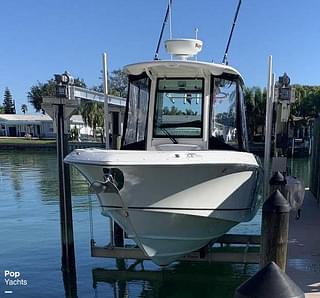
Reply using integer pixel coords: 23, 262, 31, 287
124, 60, 244, 82
65, 148, 259, 167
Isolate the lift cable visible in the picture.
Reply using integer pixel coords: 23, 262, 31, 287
88, 187, 95, 246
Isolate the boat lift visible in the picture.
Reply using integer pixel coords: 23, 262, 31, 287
91, 234, 260, 264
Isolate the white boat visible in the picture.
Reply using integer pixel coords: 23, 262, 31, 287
65, 38, 263, 266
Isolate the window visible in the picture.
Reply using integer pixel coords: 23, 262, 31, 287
122, 74, 150, 148
210, 76, 239, 150
153, 78, 203, 138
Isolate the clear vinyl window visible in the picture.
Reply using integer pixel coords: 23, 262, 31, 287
211, 77, 239, 149
123, 75, 150, 147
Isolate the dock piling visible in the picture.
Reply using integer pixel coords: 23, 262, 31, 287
310, 116, 320, 203
42, 74, 80, 296
234, 261, 304, 298
111, 111, 124, 247
269, 171, 286, 194
260, 189, 290, 271
56, 104, 77, 274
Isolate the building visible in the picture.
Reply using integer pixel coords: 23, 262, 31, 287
69, 114, 93, 136
0, 112, 125, 139
0, 114, 54, 138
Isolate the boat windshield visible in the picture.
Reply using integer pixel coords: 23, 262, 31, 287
153, 78, 203, 138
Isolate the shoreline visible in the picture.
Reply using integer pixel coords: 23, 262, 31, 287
0, 137, 104, 151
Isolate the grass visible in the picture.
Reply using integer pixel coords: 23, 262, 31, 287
0, 137, 56, 145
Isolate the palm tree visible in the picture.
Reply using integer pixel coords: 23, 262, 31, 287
21, 104, 28, 114
79, 100, 104, 140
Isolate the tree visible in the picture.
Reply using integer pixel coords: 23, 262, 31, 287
162, 106, 170, 115
21, 104, 28, 114
243, 86, 267, 139
94, 68, 128, 97
3, 87, 16, 114
109, 69, 128, 97
28, 77, 87, 113
291, 85, 320, 118
28, 79, 55, 113
79, 100, 104, 140
0, 105, 4, 114
244, 87, 255, 140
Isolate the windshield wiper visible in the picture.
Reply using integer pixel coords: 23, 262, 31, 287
160, 126, 178, 144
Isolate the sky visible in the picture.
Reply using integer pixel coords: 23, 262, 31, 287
1, 0, 320, 114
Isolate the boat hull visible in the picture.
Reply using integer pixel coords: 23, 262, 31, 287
65, 149, 262, 265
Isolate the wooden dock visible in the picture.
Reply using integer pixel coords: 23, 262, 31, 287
287, 191, 320, 297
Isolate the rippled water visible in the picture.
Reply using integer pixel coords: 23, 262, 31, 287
0, 150, 309, 297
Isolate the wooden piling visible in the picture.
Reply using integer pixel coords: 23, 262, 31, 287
234, 261, 304, 298
112, 111, 121, 150
310, 116, 320, 203
260, 190, 290, 271
56, 104, 76, 272
111, 111, 124, 247
269, 171, 286, 194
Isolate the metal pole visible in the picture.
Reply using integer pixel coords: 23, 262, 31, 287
168, 0, 172, 39
263, 56, 274, 199
102, 53, 119, 247
57, 104, 76, 271
103, 53, 109, 149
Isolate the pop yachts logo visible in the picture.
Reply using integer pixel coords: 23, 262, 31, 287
4, 270, 28, 286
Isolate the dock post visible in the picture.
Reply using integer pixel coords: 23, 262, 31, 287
56, 103, 77, 274
260, 190, 290, 271
52, 102, 78, 298
234, 261, 304, 298
310, 116, 320, 203
112, 112, 121, 150
269, 171, 286, 194
112, 111, 124, 247
42, 73, 80, 297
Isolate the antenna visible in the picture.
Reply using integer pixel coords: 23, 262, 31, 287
195, 28, 199, 60
169, 0, 172, 40
154, 0, 173, 60
222, 0, 242, 65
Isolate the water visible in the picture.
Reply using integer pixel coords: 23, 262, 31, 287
0, 151, 310, 297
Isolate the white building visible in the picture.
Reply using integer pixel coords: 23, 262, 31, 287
0, 113, 123, 139
0, 114, 54, 138
69, 114, 93, 136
